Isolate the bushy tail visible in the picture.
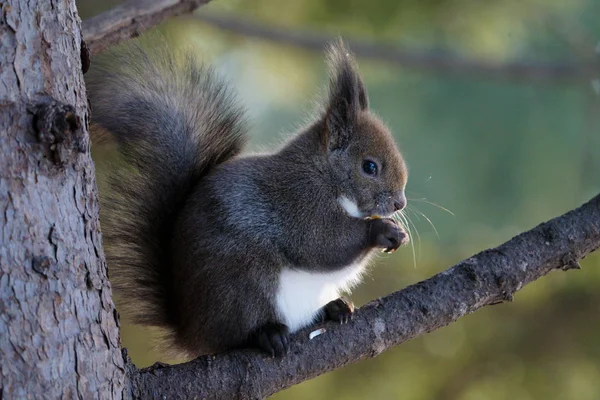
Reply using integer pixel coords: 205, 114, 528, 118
87, 42, 247, 328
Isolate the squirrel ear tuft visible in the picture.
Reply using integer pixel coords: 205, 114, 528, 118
323, 39, 369, 151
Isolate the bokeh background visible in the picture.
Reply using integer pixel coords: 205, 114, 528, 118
79, 0, 600, 399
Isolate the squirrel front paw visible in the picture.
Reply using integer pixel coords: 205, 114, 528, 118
251, 322, 290, 358
368, 218, 408, 252
322, 297, 355, 324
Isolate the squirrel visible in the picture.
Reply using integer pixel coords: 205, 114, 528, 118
88, 39, 409, 358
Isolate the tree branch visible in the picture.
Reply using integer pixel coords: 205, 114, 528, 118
127, 194, 600, 399
82, 0, 213, 55
195, 13, 598, 83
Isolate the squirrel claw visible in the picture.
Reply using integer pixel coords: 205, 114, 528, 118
369, 218, 408, 252
252, 322, 290, 357
323, 297, 355, 324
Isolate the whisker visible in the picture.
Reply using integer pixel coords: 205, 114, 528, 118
407, 208, 421, 222
402, 212, 418, 269
402, 209, 422, 262
394, 210, 417, 269
406, 198, 455, 216
407, 205, 439, 238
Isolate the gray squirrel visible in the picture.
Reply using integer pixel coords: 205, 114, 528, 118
88, 39, 408, 358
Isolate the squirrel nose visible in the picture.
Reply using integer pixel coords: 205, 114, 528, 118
393, 193, 407, 211
393, 200, 405, 211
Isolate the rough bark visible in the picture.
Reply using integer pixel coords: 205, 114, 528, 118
82, 0, 213, 55
128, 194, 600, 400
0, 1, 126, 398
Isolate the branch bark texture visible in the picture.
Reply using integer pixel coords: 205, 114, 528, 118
128, 194, 600, 399
82, 0, 213, 55
0, 0, 125, 397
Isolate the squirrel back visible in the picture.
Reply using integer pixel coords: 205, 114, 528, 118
87, 43, 247, 329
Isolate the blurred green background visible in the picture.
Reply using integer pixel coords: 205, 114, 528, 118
80, 0, 600, 398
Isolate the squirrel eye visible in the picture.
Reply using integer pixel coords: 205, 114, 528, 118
362, 160, 378, 176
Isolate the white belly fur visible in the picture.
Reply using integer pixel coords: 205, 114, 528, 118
275, 262, 367, 332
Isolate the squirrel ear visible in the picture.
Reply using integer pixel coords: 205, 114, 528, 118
323, 39, 369, 151
357, 75, 369, 111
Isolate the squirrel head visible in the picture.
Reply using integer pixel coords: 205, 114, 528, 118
319, 40, 407, 219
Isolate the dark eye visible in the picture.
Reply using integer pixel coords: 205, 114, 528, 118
362, 160, 378, 176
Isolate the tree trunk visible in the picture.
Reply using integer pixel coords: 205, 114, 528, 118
0, 1, 126, 398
